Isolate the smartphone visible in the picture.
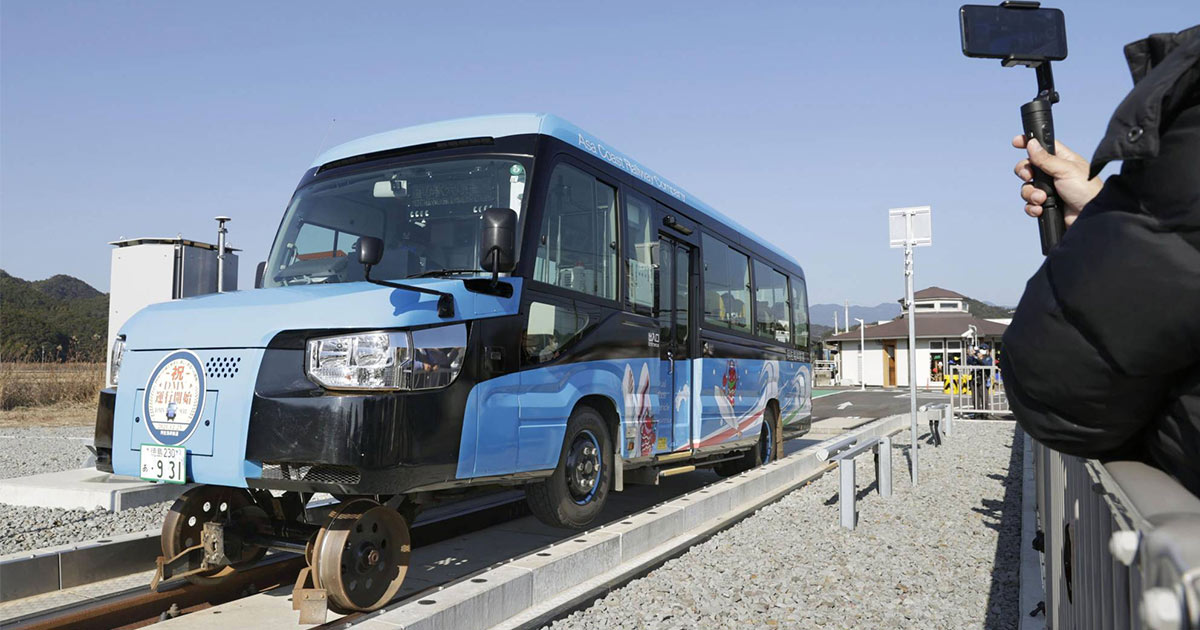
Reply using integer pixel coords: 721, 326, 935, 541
960, 4, 1067, 61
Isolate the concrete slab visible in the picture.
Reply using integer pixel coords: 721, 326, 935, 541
0, 468, 190, 511
509, 531, 621, 603
0, 551, 59, 602
374, 565, 534, 630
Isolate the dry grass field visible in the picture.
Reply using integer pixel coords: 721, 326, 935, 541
0, 402, 96, 428
0, 362, 104, 412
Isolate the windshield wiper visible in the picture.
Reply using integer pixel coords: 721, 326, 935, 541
409, 268, 482, 278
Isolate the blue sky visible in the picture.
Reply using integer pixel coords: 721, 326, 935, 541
2, 1, 1195, 306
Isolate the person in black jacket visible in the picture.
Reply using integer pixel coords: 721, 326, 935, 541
1001, 25, 1200, 496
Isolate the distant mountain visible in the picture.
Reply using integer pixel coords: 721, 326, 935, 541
810, 302, 902, 329
964, 298, 1015, 319
810, 323, 835, 344
31, 274, 104, 301
0, 270, 108, 361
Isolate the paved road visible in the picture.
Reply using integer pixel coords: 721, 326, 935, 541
811, 388, 949, 422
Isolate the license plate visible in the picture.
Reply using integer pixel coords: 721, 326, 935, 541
140, 444, 187, 484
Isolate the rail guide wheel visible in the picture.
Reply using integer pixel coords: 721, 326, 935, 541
311, 499, 412, 613
159, 485, 267, 586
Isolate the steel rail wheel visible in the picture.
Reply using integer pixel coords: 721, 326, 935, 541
312, 499, 411, 613
161, 485, 266, 585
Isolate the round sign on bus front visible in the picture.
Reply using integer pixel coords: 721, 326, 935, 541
143, 350, 206, 445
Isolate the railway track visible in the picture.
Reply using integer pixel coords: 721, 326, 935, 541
5, 493, 532, 630
5, 429, 838, 630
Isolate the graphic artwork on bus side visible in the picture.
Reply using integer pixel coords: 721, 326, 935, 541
716, 359, 743, 437
704, 360, 792, 447
623, 364, 656, 457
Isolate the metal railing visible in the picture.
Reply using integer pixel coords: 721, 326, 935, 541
813, 360, 837, 386
946, 365, 1011, 417
1032, 438, 1200, 629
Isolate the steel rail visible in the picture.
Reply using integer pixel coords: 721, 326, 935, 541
6, 494, 531, 630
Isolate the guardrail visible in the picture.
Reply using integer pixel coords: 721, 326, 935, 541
1032, 438, 1200, 629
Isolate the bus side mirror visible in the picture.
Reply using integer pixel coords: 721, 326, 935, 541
359, 236, 384, 266
255, 261, 266, 289
479, 208, 517, 273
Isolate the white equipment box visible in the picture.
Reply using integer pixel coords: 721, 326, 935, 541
105, 238, 238, 385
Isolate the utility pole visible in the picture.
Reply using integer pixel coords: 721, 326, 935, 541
833, 311, 839, 335
855, 318, 865, 391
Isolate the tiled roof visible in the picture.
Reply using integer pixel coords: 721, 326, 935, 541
827, 312, 1007, 342
912, 286, 968, 300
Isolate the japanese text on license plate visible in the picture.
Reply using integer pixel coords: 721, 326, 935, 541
140, 444, 187, 484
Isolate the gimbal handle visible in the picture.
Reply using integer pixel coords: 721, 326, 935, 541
1018, 62, 1065, 255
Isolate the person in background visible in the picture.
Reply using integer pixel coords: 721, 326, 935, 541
966, 349, 982, 417
980, 347, 994, 413
1001, 26, 1200, 496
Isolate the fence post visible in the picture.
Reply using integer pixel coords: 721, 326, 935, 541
839, 458, 856, 530
875, 436, 892, 498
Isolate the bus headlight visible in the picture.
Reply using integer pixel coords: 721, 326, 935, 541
109, 336, 126, 387
307, 331, 411, 390
305, 324, 465, 391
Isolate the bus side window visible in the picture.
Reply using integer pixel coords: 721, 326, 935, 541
534, 164, 617, 301
701, 233, 751, 333
754, 261, 791, 344
791, 276, 809, 350
523, 301, 590, 365
624, 191, 656, 314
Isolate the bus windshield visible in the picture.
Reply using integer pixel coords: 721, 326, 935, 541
263, 157, 528, 287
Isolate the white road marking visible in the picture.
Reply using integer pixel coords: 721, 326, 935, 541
836, 401, 853, 410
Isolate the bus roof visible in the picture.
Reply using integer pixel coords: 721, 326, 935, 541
311, 114, 801, 271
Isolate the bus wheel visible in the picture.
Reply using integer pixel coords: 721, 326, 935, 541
161, 486, 267, 585
312, 499, 411, 613
526, 405, 612, 529
715, 406, 776, 476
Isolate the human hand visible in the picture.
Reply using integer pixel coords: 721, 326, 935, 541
1012, 136, 1104, 228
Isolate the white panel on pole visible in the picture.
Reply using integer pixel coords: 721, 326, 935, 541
888, 206, 932, 248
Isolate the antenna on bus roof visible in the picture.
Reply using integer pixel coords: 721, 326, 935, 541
316, 117, 337, 155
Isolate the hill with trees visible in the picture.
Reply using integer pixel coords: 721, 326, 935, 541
0, 270, 109, 361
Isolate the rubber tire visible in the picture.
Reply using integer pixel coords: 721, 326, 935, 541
525, 406, 612, 529
714, 406, 775, 477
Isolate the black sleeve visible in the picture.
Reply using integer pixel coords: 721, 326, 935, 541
1001, 105, 1200, 458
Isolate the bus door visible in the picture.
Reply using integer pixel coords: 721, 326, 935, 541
658, 235, 694, 452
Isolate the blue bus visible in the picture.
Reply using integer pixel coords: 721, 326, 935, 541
95, 114, 811, 613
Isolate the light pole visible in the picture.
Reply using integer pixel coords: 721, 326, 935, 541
854, 318, 865, 391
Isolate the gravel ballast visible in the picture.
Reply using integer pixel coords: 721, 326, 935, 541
0, 425, 172, 556
0, 502, 168, 556
0, 426, 94, 480
545, 421, 1023, 630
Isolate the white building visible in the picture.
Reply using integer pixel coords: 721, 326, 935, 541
826, 287, 1007, 388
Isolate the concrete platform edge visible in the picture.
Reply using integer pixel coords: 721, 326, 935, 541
367, 414, 909, 630
1019, 429, 1047, 630
0, 528, 159, 603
